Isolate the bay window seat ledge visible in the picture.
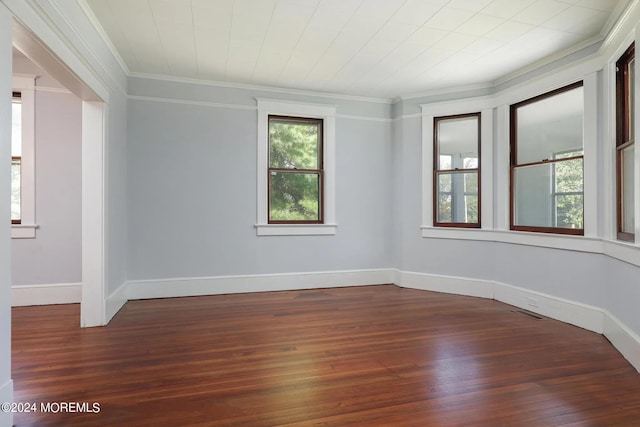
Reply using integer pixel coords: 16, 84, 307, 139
420, 226, 604, 252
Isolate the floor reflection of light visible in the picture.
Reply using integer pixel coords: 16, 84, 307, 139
432, 336, 481, 394
230, 343, 320, 420
429, 336, 489, 424
428, 336, 579, 424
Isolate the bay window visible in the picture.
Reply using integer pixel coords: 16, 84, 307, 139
616, 43, 635, 242
510, 82, 584, 235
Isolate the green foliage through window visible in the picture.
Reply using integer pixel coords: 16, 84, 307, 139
553, 153, 583, 229
268, 116, 323, 222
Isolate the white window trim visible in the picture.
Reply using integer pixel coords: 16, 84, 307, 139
420, 97, 494, 231
12, 74, 37, 239
419, 76, 613, 255
255, 98, 337, 236
604, 31, 640, 243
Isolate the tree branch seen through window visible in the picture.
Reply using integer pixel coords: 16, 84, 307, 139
268, 116, 323, 223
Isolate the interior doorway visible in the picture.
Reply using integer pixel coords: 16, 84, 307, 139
11, 20, 107, 327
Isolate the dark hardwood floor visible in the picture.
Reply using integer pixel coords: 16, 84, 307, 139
10, 284, 640, 426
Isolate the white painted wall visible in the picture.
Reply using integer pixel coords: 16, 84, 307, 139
106, 84, 129, 303
0, 5, 14, 425
126, 81, 394, 281
11, 57, 82, 287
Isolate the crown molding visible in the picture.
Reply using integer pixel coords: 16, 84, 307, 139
491, 36, 603, 89
399, 82, 491, 102
46, 0, 126, 95
128, 72, 394, 105
75, 0, 130, 76
599, 0, 639, 55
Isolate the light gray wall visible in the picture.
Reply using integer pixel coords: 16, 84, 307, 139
603, 257, 640, 334
127, 81, 393, 280
11, 58, 82, 286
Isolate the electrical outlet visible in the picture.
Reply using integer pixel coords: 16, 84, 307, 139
527, 297, 539, 308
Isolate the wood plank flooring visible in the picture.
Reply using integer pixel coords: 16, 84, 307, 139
10, 285, 640, 426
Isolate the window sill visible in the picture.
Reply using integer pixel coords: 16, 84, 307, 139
421, 226, 603, 252
11, 224, 38, 239
602, 240, 640, 267
421, 226, 640, 267
255, 224, 337, 236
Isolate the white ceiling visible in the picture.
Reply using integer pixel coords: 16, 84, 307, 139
84, 0, 625, 99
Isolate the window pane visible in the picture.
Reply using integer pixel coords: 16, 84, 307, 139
516, 86, 583, 165
12, 98, 21, 157
463, 157, 478, 168
437, 116, 478, 169
11, 158, 21, 221
438, 173, 451, 192
464, 195, 478, 224
269, 119, 320, 169
513, 159, 583, 229
269, 172, 320, 221
439, 155, 452, 170
438, 194, 452, 222
436, 171, 478, 223
555, 194, 584, 229
554, 157, 583, 193
621, 144, 635, 234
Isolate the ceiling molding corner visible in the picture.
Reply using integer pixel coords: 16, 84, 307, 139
75, 0, 130, 76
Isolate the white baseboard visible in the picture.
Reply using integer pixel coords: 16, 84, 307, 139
397, 270, 640, 372
397, 271, 494, 299
603, 312, 640, 372
0, 379, 13, 427
12, 283, 81, 307
493, 281, 604, 333
105, 282, 128, 323
127, 268, 395, 300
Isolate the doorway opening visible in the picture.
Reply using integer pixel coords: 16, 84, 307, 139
11, 20, 107, 327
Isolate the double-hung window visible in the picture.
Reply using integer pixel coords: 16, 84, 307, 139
616, 43, 635, 242
11, 75, 36, 238
11, 92, 22, 224
268, 116, 323, 223
433, 113, 480, 227
510, 82, 584, 235
256, 99, 336, 236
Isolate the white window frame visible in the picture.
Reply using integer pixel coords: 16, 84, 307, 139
421, 98, 494, 232
12, 74, 36, 239
255, 98, 337, 236
509, 81, 586, 235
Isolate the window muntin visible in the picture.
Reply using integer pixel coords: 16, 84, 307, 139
616, 43, 635, 242
433, 113, 480, 227
11, 92, 21, 224
268, 115, 323, 223
510, 82, 584, 235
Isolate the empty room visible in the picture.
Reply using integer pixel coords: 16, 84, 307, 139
1, 0, 640, 425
